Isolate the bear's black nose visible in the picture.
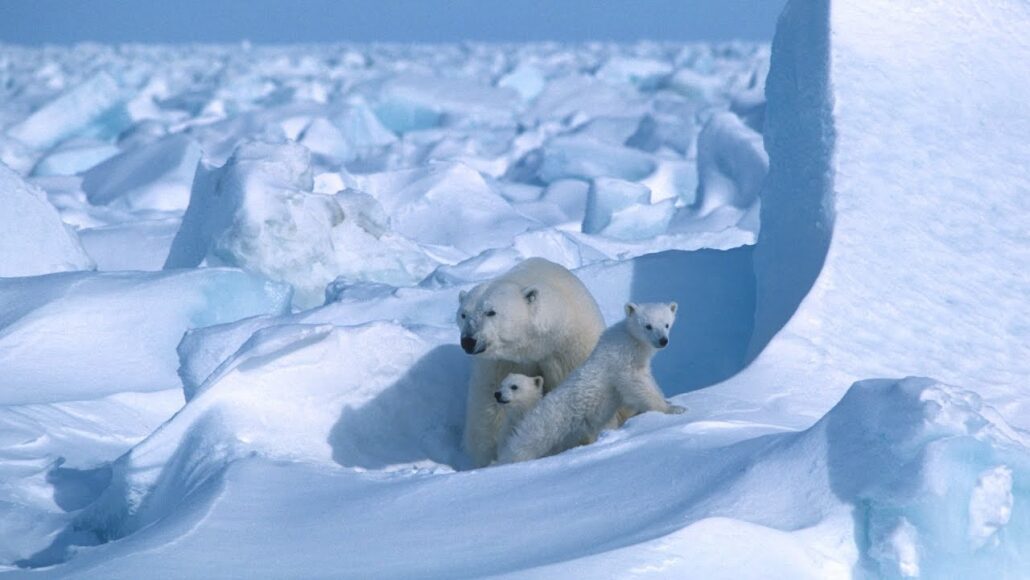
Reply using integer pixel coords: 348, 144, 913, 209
494, 392, 504, 403
461, 336, 477, 354
658, 337, 669, 347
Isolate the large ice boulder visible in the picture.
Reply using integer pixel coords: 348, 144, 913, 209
164, 141, 436, 308
81, 133, 203, 212
692, 111, 768, 216
718, 0, 1030, 427
0, 268, 291, 405
0, 161, 95, 277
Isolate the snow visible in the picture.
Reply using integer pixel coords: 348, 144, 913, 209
1, 3, 1028, 575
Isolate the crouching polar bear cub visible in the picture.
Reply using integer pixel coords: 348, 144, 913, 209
493, 373, 544, 447
498, 302, 685, 464
457, 258, 606, 467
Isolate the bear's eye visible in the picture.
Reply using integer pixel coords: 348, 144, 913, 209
460, 313, 466, 319
645, 324, 653, 330
665, 324, 669, 329
486, 310, 496, 317
511, 385, 518, 390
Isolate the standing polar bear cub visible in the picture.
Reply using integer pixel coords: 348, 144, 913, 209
498, 302, 685, 464
457, 258, 606, 467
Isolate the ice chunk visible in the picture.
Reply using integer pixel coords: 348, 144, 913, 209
165, 140, 436, 308
642, 158, 698, 204
582, 177, 651, 234
31, 139, 121, 176
600, 199, 676, 240
533, 136, 657, 184
0, 161, 94, 277
78, 218, 181, 271
374, 75, 518, 133
0, 268, 291, 405
7, 72, 125, 150
497, 64, 546, 101
667, 67, 726, 103
540, 178, 590, 223
351, 162, 536, 255
81, 133, 202, 211
530, 75, 648, 122
692, 111, 768, 216
595, 57, 673, 91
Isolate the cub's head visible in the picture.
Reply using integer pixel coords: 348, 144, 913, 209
456, 282, 540, 360
625, 302, 677, 349
494, 373, 544, 406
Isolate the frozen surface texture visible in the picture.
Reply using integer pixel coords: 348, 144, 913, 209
0, 3, 1027, 576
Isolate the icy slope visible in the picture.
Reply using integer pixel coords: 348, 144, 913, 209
722, 0, 1030, 425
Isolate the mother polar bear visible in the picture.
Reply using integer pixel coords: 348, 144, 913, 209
457, 258, 605, 467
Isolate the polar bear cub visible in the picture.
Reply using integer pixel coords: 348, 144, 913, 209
493, 373, 545, 447
497, 302, 685, 464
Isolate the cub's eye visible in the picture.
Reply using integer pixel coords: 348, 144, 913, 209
645, 324, 653, 330
460, 313, 466, 319
510, 385, 518, 390
486, 310, 496, 317
665, 324, 669, 329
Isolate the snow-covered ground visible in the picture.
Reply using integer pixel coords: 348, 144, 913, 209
1, 0, 1028, 577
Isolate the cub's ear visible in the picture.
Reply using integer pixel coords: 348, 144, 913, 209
458, 290, 468, 303
533, 376, 544, 390
524, 287, 538, 304
669, 302, 678, 313
625, 302, 637, 316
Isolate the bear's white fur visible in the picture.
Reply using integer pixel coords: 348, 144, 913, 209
458, 257, 606, 467
497, 302, 685, 464
494, 373, 544, 448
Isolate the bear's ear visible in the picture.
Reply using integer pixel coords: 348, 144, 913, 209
524, 287, 538, 304
458, 290, 468, 303
533, 376, 544, 390
669, 302, 678, 313
625, 302, 637, 316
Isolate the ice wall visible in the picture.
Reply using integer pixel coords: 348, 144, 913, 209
730, 0, 1030, 423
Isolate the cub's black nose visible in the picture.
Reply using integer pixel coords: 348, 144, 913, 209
658, 337, 669, 347
461, 336, 477, 354
494, 392, 503, 402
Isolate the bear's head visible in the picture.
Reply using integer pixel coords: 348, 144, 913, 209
494, 373, 544, 406
457, 282, 540, 360
625, 302, 677, 349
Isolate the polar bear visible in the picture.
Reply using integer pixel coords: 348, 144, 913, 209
497, 302, 685, 464
458, 257, 606, 467
494, 373, 544, 448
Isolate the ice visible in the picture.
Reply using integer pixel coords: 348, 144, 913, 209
165, 140, 437, 308
691, 111, 768, 216
581, 176, 651, 234
6, 72, 126, 151
595, 56, 673, 91
539, 178, 589, 223
81, 133, 203, 211
351, 161, 537, 256
373, 74, 518, 133
531, 136, 657, 184
530, 75, 648, 123
0, 268, 291, 405
0, 161, 95, 277
600, 198, 676, 241
78, 218, 181, 271
497, 64, 546, 101
30, 139, 121, 177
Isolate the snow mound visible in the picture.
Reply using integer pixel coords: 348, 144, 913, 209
78, 323, 467, 541
81, 134, 202, 212
0, 268, 291, 405
165, 140, 436, 308
0, 161, 95, 277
